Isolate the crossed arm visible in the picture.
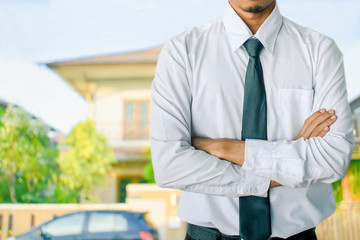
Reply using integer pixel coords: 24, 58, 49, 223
191, 109, 337, 188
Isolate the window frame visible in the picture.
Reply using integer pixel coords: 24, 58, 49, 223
123, 98, 150, 140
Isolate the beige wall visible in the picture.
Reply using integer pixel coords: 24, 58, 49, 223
126, 184, 185, 240
93, 169, 118, 203
93, 81, 151, 146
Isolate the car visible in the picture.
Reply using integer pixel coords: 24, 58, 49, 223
7, 210, 158, 240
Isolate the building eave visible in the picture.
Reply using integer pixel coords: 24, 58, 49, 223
44, 45, 162, 68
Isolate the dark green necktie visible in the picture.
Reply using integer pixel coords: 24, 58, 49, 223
239, 38, 271, 240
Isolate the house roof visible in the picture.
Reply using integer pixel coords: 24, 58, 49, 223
45, 46, 163, 67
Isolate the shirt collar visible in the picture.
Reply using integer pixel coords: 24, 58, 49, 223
222, 1, 283, 54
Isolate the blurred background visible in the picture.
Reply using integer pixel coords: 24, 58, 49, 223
0, 0, 359, 239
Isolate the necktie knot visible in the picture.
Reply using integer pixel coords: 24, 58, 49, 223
243, 38, 263, 57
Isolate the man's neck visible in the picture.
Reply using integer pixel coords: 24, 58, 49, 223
229, 1, 276, 34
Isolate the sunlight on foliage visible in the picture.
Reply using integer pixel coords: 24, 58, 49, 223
143, 147, 155, 183
332, 160, 360, 203
0, 105, 58, 203
58, 118, 115, 202
0, 106, 116, 203
348, 160, 360, 198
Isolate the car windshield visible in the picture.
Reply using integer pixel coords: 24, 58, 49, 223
42, 212, 85, 236
88, 212, 129, 233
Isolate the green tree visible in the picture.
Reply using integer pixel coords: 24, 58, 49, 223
332, 180, 343, 203
0, 105, 58, 203
0, 105, 5, 127
331, 160, 360, 203
348, 160, 360, 197
58, 118, 115, 202
143, 147, 155, 183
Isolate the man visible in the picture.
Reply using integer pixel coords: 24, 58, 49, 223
150, 0, 355, 239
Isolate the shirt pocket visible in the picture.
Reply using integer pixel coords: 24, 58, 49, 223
277, 88, 314, 140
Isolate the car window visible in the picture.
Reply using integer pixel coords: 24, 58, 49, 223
88, 212, 128, 233
43, 212, 85, 236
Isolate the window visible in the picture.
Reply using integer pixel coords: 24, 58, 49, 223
88, 212, 128, 233
42, 212, 85, 236
124, 100, 150, 140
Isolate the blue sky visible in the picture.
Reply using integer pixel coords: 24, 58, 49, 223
1, 0, 360, 133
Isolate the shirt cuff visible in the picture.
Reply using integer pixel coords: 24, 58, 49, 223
233, 163, 271, 197
242, 139, 273, 179
242, 171, 271, 197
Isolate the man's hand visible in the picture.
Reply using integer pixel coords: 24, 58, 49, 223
270, 180, 282, 188
296, 108, 336, 140
191, 108, 338, 188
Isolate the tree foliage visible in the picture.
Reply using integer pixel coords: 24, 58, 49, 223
0, 105, 58, 203
333, 160, 360, 203
332, 179, 343, 203
348, 160, 360, 197
0, 106, 115, 203
58, 118, 115, 202
143, 147, 155, 183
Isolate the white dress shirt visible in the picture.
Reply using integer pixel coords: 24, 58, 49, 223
150, 2, 355, 238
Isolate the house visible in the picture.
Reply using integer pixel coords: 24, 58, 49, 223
46, 46, 162, 203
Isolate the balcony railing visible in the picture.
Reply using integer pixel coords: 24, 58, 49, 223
95, 121, 149, 144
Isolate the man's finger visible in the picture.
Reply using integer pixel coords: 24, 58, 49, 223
301, 108, 326, 130
302, 109, 335, 137
318, 127, 330, 137
309, 114, 337, 138
298, 109, 326, 138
